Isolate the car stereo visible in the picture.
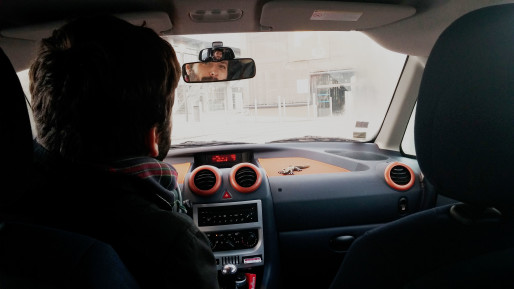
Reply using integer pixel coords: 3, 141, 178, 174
193, 200, 264, 270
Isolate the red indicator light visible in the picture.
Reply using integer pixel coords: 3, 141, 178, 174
211, 154, 237, 163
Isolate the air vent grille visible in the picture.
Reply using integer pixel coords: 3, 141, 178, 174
389, 165, 411, 185
235, 167, 258, 188
189, 165, 221, 196
229, 163, 262, 193
194, 170, 217, 190
384, 162, 415, 191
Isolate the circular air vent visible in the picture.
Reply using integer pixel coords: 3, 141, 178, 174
229, 163, 262, 193
384, 162, 415, 191
189, 165, 222, 196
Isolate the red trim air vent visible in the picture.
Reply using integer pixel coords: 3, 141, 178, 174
384, 162, 415, 191
229, 163, 262, 193
189, 165, 222, 196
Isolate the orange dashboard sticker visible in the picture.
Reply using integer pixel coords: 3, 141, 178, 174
172, 162, 191, 185
257, 157, 350, 177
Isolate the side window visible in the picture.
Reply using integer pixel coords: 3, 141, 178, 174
17, 69, 36, 138
401, 102, 416, 156
17, 69, 31, 99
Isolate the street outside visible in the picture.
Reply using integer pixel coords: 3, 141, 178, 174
171, 103, 373, 145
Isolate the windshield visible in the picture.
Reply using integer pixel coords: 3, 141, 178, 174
166, 31, 406, 145
18, 31, 406, 146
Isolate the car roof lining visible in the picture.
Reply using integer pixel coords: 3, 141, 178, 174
259, 1, 416, 32
1, 11, 173, 41
0, 0, 511, 70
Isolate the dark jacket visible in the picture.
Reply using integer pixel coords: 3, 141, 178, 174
7, 145, 219, 289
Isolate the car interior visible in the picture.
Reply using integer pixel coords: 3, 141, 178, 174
0, 0, 512, 288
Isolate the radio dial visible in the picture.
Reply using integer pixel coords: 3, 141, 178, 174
206, 229, 258, 251
241, 231, 258, 248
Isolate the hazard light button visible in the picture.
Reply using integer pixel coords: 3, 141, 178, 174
222, 191, 232, 199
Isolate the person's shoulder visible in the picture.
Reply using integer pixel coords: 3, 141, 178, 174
120, 208, 212, 264
138, 209, 198, 236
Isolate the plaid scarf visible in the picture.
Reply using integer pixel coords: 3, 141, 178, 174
106, 157, 186, 213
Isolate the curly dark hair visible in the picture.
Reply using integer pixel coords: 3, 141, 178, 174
30, 15, 181, 162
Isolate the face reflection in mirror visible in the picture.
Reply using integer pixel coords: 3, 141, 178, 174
182, 58, 256, 83
186, 61, 228, 81
212, 50, 223, 61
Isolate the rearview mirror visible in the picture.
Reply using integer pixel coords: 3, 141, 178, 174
182, 58, 256, 83
198, 47, 235, 62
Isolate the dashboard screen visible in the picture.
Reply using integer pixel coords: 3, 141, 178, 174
195, 151, 252, 168
211, 154, 237, 163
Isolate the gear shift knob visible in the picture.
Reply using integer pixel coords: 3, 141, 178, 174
220, 264, 239, 289
221, 264, 237, 275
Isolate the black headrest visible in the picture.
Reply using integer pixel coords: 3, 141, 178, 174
415, 4, 514, 207
0, 48, 34, 207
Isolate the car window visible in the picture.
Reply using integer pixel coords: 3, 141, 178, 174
401, 102, 417, 156
167, 31, 406, 145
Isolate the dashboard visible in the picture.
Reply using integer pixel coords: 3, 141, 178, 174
165, 142, 435, 289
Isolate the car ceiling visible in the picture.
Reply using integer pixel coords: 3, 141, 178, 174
0, 0, 512, 62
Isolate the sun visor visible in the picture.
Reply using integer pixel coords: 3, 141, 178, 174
0, 11, 173, 41
260, 1, 415, 31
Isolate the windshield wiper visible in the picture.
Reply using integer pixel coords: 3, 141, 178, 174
170, 141, 251, 149
267, 136, 356, 143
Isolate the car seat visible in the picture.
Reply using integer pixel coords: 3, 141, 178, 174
0, 47, 140, 289
329, 4, 514, 289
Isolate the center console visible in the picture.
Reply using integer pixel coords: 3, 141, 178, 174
175, 154, 278, 289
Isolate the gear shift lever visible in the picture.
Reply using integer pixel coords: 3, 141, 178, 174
222, 264, 237, 275
220, 264, 238, 289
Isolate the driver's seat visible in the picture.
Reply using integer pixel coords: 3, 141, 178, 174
329, 4, 514, 289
